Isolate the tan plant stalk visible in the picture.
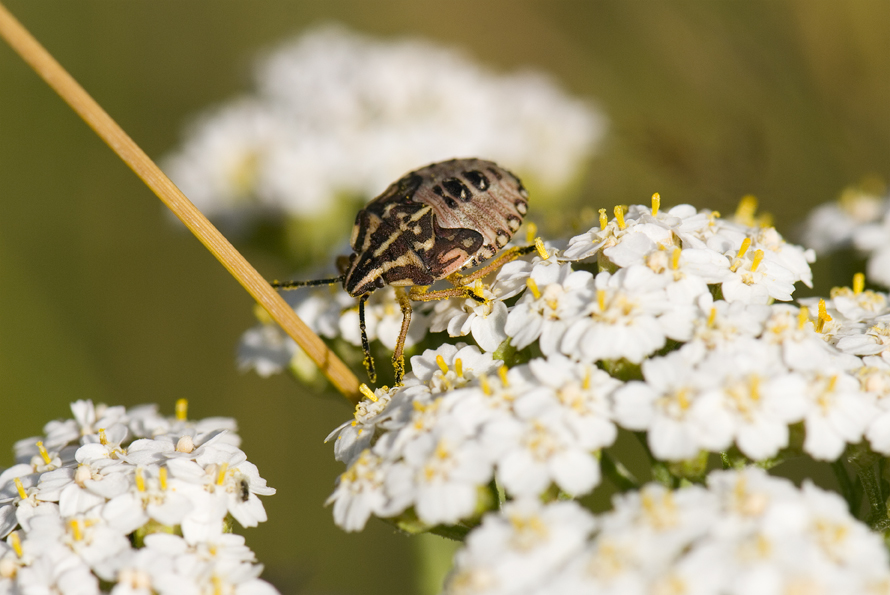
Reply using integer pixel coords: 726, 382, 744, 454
0, 2, 362, 405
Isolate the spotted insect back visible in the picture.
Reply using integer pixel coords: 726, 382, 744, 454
343, 158, 528, 296
411, 158, 528, 265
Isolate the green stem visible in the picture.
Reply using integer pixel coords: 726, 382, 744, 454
634, 432, 678, 488
427, 524, 471, 541
856, 462, 888, 530
601, 450, 639, 492
830, 459, 859, 516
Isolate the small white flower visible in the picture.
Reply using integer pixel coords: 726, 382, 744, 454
800, 188, 888, 253
613, 350, 733, 461
327, 450, 399, 532
385, 424, 492, 526
504, 262, 593, 353
444, 499, 595, 595
560, 267, 696, 365
429, 274, 524, 352
801, 370, 876, 461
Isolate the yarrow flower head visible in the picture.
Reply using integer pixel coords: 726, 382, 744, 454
800, 183, 890, 288
0, 399, 278, 595
163, 25, 606, 229
444, 468, 890, 595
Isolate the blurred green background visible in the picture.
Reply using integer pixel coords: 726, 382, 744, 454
0, 1, 888, 593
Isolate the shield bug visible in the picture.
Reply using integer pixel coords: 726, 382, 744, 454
273, 158, 535, 385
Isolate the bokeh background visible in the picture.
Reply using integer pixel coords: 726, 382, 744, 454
0, 1, 888, 593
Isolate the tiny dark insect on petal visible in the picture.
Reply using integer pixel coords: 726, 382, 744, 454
463, 170, 490, 191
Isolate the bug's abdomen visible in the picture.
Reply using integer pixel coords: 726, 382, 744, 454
411, 159, 527, 263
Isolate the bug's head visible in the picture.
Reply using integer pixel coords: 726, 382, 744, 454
343, 254, 385, 297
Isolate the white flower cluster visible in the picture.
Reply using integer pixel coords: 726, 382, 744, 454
326, 345, 619, 531
800, 186, 890, 288
443, 468, 890, 595
0, 400, 277, 595
162, 25, 605, 223
307, 197, 890, 537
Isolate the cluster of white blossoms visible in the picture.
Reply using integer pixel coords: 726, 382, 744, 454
162, 25, 604, 224
444, 468, 890, 595
241, 194, 890, 591
0, 400, 277, 595
800, 184, 890, 288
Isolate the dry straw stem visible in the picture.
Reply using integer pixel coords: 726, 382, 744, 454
0, 2, 362, 405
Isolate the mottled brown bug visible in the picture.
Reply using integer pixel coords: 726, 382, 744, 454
273, 158, 534, 385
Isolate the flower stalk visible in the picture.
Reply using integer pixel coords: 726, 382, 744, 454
0, 1, 362, 404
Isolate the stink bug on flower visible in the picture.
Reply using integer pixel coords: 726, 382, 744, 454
273, 158, 536, 386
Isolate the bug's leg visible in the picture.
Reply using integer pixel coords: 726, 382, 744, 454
358, 293, 376, 384
392, 288, 412, 386
409, 284, 487, 305
454, 244, 538, 287
271, 275, 346, 290
408, 286, 485, 302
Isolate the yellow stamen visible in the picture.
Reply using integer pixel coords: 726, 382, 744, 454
525, 222, 538, 244
707, 307, 717, 328
598, 208, 608, 230
175, 398, 188, 421
498, 365, 509, 386
13, 478, 26, 500
750, 249, 764, 273
526, 277, 542, 300
597, 289, 606, 312
827, 375, 838, 393
582, 367, 592, 390
479, 374, 492, 396
614, 205, 626, 230
454, 358, 463, 378
159, 467, 168, 491
9, 532, 22, 558
749, 376, 760, 402
212, 575, 223, 595
473, 279, 486, 299
435, 355, 449, 375
99, 429, 108, 446
359, 383, 377, 402
36, 441, 52, 465
534, 238, 550, 260
651, 192, 661, 216
216, 462, 229, 486
135, 468, 146, 493
756, 213, 774, 228
798, 306, 809, 330
816, 299, 833, 333
735, 195, 758, 226
736, 238, 752, 260
853, 273, 865, 295
670, 247, 681, 271
69, 519, 83, 542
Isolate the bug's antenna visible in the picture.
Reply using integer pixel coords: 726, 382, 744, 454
272, 276, 345, 290
358, 294, 376, 383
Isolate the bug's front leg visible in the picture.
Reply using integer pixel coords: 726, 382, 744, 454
447, 244, 538, 287
358, 293, 376, 383
408, 284, 487, 304
392, 288, 412, 386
